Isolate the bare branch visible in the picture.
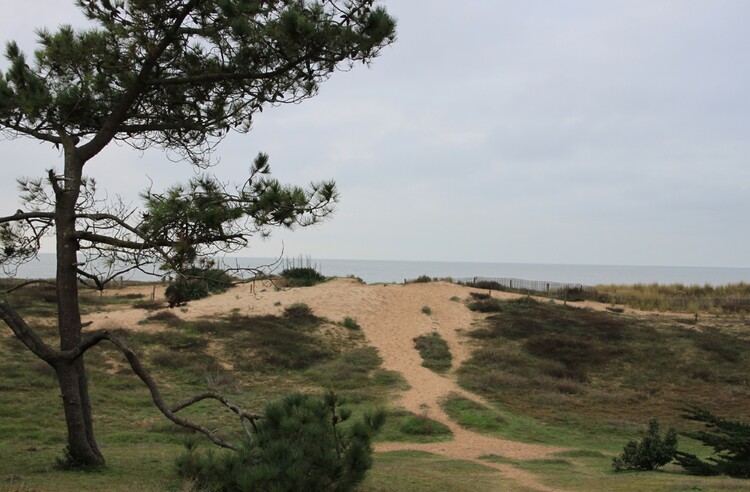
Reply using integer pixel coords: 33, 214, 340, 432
0, 210, 55, 224
63, 329, 247, 450
0, 121, 63, 145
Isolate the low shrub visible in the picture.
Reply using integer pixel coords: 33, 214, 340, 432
281, 266, 326, 287
342, 317, 360, 330
612, 419, 677, 472
421, 305, 432, 315
176, 391, 385, 491
284, 303, 314, 318
165, 267, 234, 306
413, 332, 452, 373
467, 298, 504, 313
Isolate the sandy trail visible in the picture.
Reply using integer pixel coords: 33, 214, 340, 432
85, 279, 565, 491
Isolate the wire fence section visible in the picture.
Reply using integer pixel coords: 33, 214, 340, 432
453, 276, 597, 301
404, 276, 750, 312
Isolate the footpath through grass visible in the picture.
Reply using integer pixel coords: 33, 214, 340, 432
3, 283, 750, 491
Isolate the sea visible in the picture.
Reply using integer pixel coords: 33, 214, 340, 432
4, 253, 750, 287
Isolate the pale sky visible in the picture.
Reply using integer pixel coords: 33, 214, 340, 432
1, 1, 748, 267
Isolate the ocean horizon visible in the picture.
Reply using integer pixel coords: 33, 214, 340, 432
3, 253, 749, 286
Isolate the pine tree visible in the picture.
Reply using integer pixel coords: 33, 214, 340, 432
675, 407, 750, 478
0, 0, 395, 466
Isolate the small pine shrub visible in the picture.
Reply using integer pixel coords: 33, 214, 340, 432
421, 306, 432, 315
612, 419, 677, 472
176, 392, 385, 491
342, 317, 360, 330
411, 275, 432, 283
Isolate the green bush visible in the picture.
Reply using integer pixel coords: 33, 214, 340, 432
176, 392, 385, 491
165, 267, 234, 306
421, 305, 432, 315
413, 332, 452, 373
342, 317, 361, 330
612, 419, 677, 472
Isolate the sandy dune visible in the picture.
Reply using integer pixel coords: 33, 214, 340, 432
87, 278, 574, 491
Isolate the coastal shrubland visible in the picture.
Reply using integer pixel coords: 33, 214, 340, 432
3, 279, 750, 490
459, 296, 750, 438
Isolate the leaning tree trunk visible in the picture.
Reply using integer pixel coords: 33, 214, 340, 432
53, 151, 105, 466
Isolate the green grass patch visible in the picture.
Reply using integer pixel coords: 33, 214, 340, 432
362, 451, 516, 492
440, 393, 505, 434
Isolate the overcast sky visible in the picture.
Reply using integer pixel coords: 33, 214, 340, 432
1, 1, 748, 267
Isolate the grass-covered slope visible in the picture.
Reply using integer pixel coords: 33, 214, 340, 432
459, 297, 750, 444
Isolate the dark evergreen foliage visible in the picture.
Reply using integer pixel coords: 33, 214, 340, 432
674, 407, 750, 478
176, 391, 386, 491
612, 419, 678, 472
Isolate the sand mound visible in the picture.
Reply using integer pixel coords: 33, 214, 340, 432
86, 278, 568, 490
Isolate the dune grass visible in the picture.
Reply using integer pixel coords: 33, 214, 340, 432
458, 296, 750, 450
596, 282, 750, 313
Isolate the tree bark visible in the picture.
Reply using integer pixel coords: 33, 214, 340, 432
54, 149, 105, 466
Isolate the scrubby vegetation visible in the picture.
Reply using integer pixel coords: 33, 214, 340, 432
4, 279, 750, 490
459, 296, 750, 433
0, 285, 402, 490
413, 332, 452, 373
165, 267, 234, 306
280, 257, 327, 287
342, 316, 361, 330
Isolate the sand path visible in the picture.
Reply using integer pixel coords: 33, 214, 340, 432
85, 279, 566, 491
